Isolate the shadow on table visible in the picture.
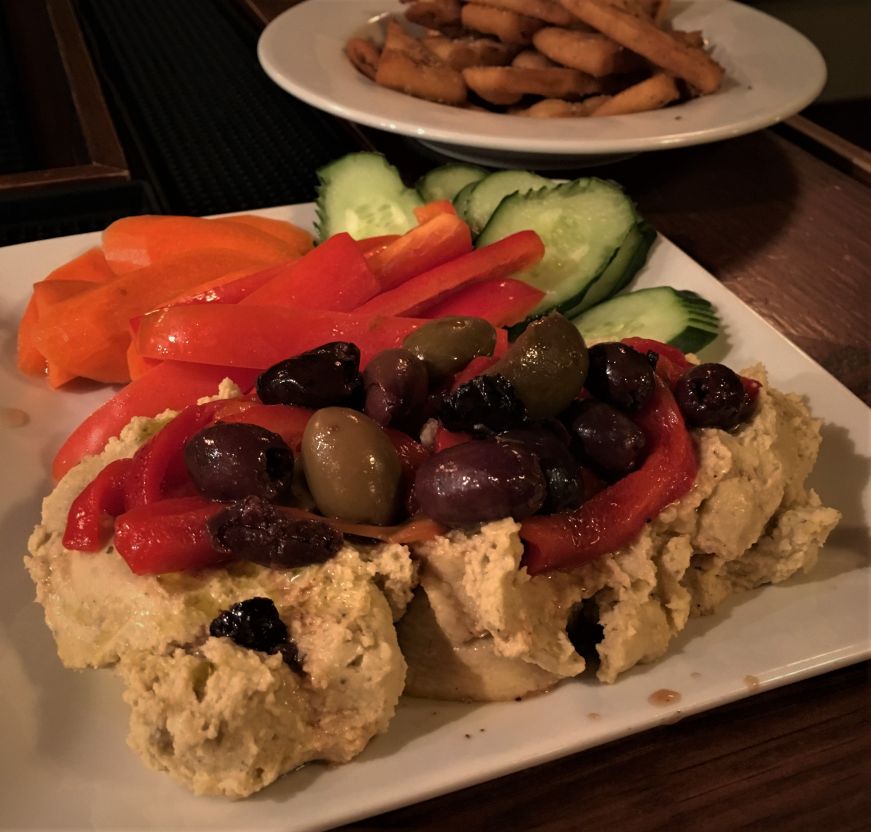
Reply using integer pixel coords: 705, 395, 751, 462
608, 131, 801, 274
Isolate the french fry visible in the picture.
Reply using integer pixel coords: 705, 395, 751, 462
404, 0, 465, 36
422, 35, 518, 69
469, 0, 575, 26
652, 0, 671, 27
512, 49, 558, 69
375, 20, 467, 104
532, 27, 642, 76
460, 3, 544, 45
345, 37, 381, 81
463, 65, 602, 105
671, 30, 705, 49
589, 72, 679, 115
560, 0, 723, 93
512, 95, 611, 117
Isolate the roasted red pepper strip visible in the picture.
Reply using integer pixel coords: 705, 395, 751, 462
216, 402, 314, 452
53, 361, 260, 480
62, 457, 134, 551
124, 401, 224, 509
520, 377, 697, 574
114, 496, 227, 575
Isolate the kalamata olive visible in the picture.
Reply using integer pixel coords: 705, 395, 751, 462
437, 374, 527, 435
567, 399, 647, 479
486, 313, 588, 419
414, 439, 546, 527
499, 427, 582, 514
674, 363, 746, 429
566, 600, 603, 662
210, 597, 288, 653
402, 316, 497, 380
301, 407, 402, 524
256, 342, 363, 409
585, 343, 655, 412
208, 495, 343, 568
184, 423, 294, 501
363, 348, 429, 427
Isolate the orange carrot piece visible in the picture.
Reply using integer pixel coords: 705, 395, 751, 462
33, 250, 269, 384
17, 247, 116, 376
46, 361, 77, 389
102, 215, 299, 274
216, 215, 314, 256
414, 200, 457, 224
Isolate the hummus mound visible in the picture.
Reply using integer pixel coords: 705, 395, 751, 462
25, 403, 415, 798
400, 366, 840, 697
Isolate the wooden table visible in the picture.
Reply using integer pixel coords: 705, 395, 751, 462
233, 4, 871, 831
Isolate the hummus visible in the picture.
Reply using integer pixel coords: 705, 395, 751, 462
25, 398, 416, 798
398, 366, 841, 697
25, 366, 840, 794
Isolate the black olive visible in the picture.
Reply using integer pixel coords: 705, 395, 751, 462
413, 439, 546, 527
209, 597, 288, 654
256, 341, 363, 409
566, 399, 647, 479
437, 374, 527, 435
209, 596, 304, 671
208, 495, 343, 568
184, 423, 294, 501
566, 601, 603, 663
585, 343, 655, 412
674, 363, 746, 429
362, 348, 429, 428
498, 426, 583, 514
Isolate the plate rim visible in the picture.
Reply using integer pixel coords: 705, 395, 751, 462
256, 0, 827, 157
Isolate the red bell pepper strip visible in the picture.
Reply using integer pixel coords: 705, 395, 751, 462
134, 305, 429, 369
114, 496, 228, 575
413, 200, 457, 224
124, 401, 224, 509
166, 263, 290, 307
358, 234, 400, 257
419, 277, 545, 327
241, 232, 381, 310
52, 361, 260, 481
356, 230, 545, 317
520, 377, 698, 574
62, 458, 134, 551
365, 213, 473, 291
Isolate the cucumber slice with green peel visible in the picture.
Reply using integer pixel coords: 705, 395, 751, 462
477, 177, 639, 316
452, 180, 478, 220
460, 170, 552, 236
564, 221, 656, 317
572, 287, 720, 353
314, 152, 423, 242
417, 163, 488, 203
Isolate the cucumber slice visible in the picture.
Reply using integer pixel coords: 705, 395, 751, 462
572, 287, 719, 353
460, 170, 552, 236
453, 180, 478, 220
564, 221, 656, 317
477, 177, 638, 316
314, 152, 423, 242
417, 163, 488, 203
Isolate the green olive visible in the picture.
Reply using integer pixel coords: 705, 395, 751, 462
487, 312, 588, 419
402, 316, 497, 380
301, 407, 401, 525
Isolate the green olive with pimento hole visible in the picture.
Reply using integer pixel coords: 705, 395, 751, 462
486, 313, 588, 419
301, 407, 401, 525
402, 316, 497, 380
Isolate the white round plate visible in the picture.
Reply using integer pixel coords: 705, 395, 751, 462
258, 0, 826, 166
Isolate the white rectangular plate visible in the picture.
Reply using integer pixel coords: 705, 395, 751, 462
1, 205, 868, 831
